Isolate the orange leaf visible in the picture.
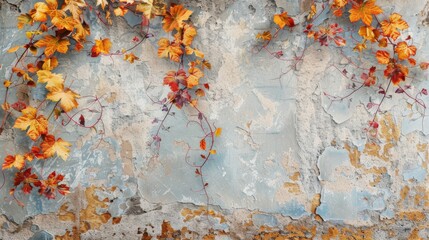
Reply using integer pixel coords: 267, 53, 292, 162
187, 67, 204, 88
17, 14, 33, 29
273, 12, 295, 29
420, 62, 429, 70
380, 13, 408, 41
256, 31, 272, 41
30, 2, 49, 22
384, 63, 408, 85
35, 35, 70, 56
91, 38, 112, 57
13, 106, 48, 141
157, 38, 183, 62
209, 149, 217, 155
123, 52, 140, 63
348, 0, 383, 26
162, 4, 192, 32
63, 0, 86, 20
185, 46, 204, 58
376, 50, 390, 64
7, 46, 20, 53
214, 128, 222, 137
51, 16, 78, 31
114, 6, 128, 16
41, 135, 72, 160
200, 139, 206, 150
195, 88, 205, 97
182, 24, 197, 46
46, 87, 80, 112
358, 26, 377, 42
395, 41, 416, 60
2, 155, 25, 170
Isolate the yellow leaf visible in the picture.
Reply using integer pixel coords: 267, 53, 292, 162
214, 128, 222, 137
136, 0, 166, 19
35, 35, 70, 56
96, 0, 108, 10
358, 26, 377, 42
13, 106, 48, 141
185, 46, 204, 58
182, 24, 197, 46
17, 14, 33, 29
47, 87, 80, 112
307, 3, 316, 20
256, 31, 272, 41
41, 135, 71, 160
4, 80, 12, 88
123, 52, 140, 63
30, 2, 49, 22
37, 70, 64, 91
348, 0, 383, 26
51, 16, 78, 31
7, 46, 20, 53
114, 6, 128, 16
2, 155, 25, 170
162, 4, 192, 32
187, 67, 203, 88
209, 149, 217, 154
63, 0, 86, 20
157, 38, 183, 62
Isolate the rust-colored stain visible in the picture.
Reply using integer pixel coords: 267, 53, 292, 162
311, 193, 323, 221
55, 226, 78, 240
290, 171, 301, 181
112, 216, 122, 225
365, 166, 387, 187
181, 207, 226, 223
321, 227, 339, 240
408, 228, 423, 240
56, 186, 115, 239
283, 182, 301, 194
363, 114, 399, 161
398, 211, 426, 222
344, 143, 362, 168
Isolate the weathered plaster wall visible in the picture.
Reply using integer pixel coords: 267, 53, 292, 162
0, 0, 429, 239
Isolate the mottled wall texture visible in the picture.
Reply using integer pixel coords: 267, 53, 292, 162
1, 0, 429, 239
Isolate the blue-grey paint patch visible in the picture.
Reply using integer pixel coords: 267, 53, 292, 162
380, 209, 395, 220
252, 214, 278, 227
403, 166, 427, 183
279, 201, 308, 219
317, 147, 350, 181
28, 230, 53, 240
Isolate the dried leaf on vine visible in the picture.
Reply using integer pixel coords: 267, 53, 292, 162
47, 87, 80, 112
185, 46, 204, 58
163, 70, 186, 92
41, 135, 72, 160
376, 50, 390, 64
273, 12, 295, 29
2, 155, 25, 170
14, 168, 39, 194
358, 26, 378, 42
181, 24, 197, 46
17, 14, 33, 29
162, 4, 193, 32
187, 67, 203, 88
13, 106, 48, 141
96, 0, 108, 10
35, 171, 70, 199
395, 41, 416, 60
157, 38, 183, 62
91, 38, 112, 57
136, 0, 166, 19
124, 52, 140, 63
35, 35, 71, 56
384, 63, 408, 85
256, 31, 272, 41
51, 16, 78, 31
214, 128, 222, 137
348, 0, 383, 26
63, 0, 86, 20
30, 2, 49, 22
37, 70, 64, 90
380, 13, 408, 41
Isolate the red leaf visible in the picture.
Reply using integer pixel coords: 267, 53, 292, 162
79, 114, 85, 126
200, 139, 206, 150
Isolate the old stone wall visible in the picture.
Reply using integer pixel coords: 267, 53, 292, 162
0, 0, 429, 239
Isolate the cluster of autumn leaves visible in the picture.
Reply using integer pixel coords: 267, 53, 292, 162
258, 0, 428, 87
2, 0, 218, 202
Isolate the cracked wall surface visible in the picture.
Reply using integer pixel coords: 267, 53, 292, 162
1, 0, 429, 239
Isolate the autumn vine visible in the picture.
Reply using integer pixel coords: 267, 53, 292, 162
1, 0, 220, 207
256, 0, 428, 135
